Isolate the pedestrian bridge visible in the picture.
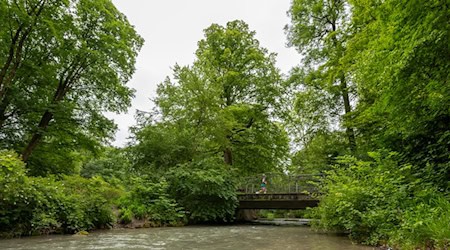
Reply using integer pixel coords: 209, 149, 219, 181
238, 193, 319, 209
237, 174, 322, 210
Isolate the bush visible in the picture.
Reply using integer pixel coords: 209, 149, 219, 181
120, 208, 133, 224
166, 158, 238, 223
389, 192, 450, 249
59, 176, 121, 231
0, 150, 36, 236
0, 150, 120, 237
118, 178, 185, 226
312, 151, 450, 248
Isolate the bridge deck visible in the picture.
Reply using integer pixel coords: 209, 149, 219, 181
237, 193, 319, 209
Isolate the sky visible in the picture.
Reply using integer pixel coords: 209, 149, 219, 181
108, 0, 302, 146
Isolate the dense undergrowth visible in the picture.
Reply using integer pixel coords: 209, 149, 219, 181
118, 178, 185, 226
0, 151, 120, 237
312, 152, 450, 249
0, 151, 238, 237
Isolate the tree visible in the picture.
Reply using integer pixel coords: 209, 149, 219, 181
347, 0, 449, 187
154, 20, 288, 174
0, 0, 143, 173
0, 0, 62, 128
131, 121, 199, 174
81, 147, 131, 183
285, 0, 357, 152
22, 0, 143, 162
0, 0, 67, 143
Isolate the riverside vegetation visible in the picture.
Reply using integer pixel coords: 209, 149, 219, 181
0, 0, 448, 249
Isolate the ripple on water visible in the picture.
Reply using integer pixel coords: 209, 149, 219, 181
0, 226, 376, 250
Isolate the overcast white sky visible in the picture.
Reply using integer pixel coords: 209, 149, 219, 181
108, 0, 302, 146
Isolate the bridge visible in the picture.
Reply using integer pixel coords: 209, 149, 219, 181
236, 174, 322, 210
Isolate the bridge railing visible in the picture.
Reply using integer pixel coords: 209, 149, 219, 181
237, 173, 324, 194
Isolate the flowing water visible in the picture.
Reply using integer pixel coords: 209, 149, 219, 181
0, 225, 376, 250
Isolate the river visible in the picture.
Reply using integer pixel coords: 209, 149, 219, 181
0, 225, 376, 250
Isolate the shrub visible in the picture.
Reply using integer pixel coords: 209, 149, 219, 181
60, 176, 121, 230
0, 150, 120, 237
312, 151, 450, 248
118, 178, 185, 226
120, 208, 133, 224
0, 150, 36, 236
389, 192, 450, 249
166, 158, 238, 223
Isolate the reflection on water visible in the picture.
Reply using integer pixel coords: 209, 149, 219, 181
0, 225, 376, 250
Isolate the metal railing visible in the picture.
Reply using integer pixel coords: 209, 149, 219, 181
237, 173, 324, 194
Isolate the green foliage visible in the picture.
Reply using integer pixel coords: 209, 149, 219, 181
166, 159, 238, 223
0, 2, 446, 248
258, 209, 308, 219
120, 208, 133, 224
390, 194, 450, 249
118, 178, 185, 226
347, 0, 450, 189
60, 176, 121, 230
291, 131, 349, 173
286, 1, 449, 248
153, 20, 288, 173
266, 212, 275, 221
312, 152, 450, 248
0, 150, 119, 237
131, 122, 197, 174
0, 0, 143, 173
286, 0, 357, 153
81, 147, 131, 183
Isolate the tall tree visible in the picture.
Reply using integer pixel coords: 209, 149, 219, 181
22, 0, 143, 162
0, 0, 143, 173
154, 20, 288, 174
285, 0, 357, 152
0, 0, 64, 129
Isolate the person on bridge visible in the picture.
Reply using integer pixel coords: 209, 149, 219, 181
256, 174, 267, 194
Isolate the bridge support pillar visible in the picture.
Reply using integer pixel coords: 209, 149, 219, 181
236, 209, 258, 221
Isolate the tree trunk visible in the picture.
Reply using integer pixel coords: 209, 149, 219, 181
340, 75, 356, 152
22, 111, 53, 161
21, 57, 84, 161
0, 92, 12, 129
224, 147, 233, 165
